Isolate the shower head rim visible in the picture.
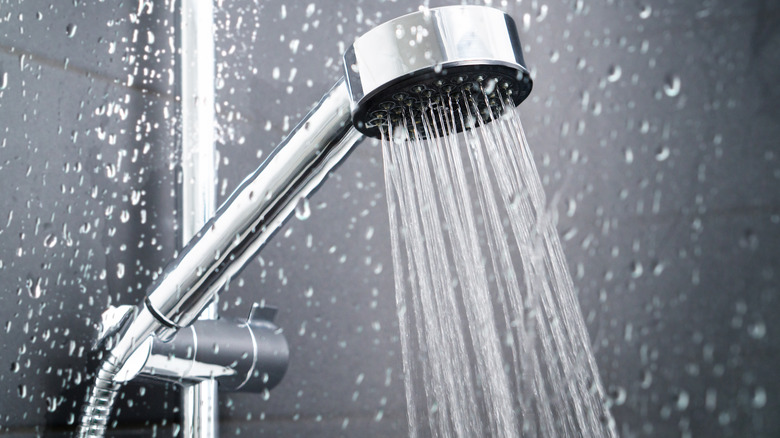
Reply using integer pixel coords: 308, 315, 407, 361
343, 5, 532, 139
350, 61, 532, 138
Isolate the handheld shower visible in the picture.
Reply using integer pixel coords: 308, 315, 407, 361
78, 6, 532, 437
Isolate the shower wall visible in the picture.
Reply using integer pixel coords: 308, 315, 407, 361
0, 0, 777, 437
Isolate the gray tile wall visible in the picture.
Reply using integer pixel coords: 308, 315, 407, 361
0, 0, 777, 436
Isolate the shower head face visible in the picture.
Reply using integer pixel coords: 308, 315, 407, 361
343, 6, 532, 139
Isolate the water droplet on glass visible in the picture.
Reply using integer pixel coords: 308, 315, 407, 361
46, 396, 59, 412
752, 387, 767, 408
640, 369, 653, 389
607, 386, 627, 406
639, 5, 652, 19
676, 390, 690, 410
0, 71, 8, 90
394, 24, 406, 40
28, 277, 43, 299
630, 261, 643, 278
655, 146, 670, 161
606, 65, 622, 82
43, 234, 58, 248
748, 321, 766, 339
705, 388, 717, 411
663, 74, 681, 97
66, 23, 77, 38
295, 197, 311, 221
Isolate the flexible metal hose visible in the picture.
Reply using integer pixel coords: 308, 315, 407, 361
76, 358, 122, 437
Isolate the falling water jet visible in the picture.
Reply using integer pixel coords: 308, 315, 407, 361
382, 91, 618, 437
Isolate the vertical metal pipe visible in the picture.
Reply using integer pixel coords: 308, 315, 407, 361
179, 0, 217, 436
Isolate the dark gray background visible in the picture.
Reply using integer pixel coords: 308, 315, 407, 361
1, 0, 778, 436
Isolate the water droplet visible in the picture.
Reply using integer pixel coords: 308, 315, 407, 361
705, 388, 717, 411
752, 387, 767, 408
655, 146, 670, 161
305, 3, 316, 18
739, 229, 759, 250
44, 234, 58, 248
663, 74, 681, 97
536, 4, 549, 22
46, 396, 59, 412
748, 321, 766, 339
630, 261, 643, 278
66, 23, 77, 38
640, 369, 653, 389
395, 25, 405, 39
607, 386, 627, 406
0, 71, 8, 90
28, 277, 43, 299
295, 197, 311, 220
639, 5, 652, 19
606, 65, 622, 82
675, 390, 690, 410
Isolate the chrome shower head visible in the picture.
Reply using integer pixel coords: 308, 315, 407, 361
344, 6, 532, 139
78, 7, 532, 437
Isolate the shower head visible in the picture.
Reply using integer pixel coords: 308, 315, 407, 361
344, 6, 532, 139
79, 7, 532, 437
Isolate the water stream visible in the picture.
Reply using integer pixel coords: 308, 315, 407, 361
381, 92, 618, 437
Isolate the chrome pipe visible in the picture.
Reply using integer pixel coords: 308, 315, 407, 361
137, 306, 289, 391
179, 0, 217, 242
178, 0, 218, 435
145, 79, 359, 338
